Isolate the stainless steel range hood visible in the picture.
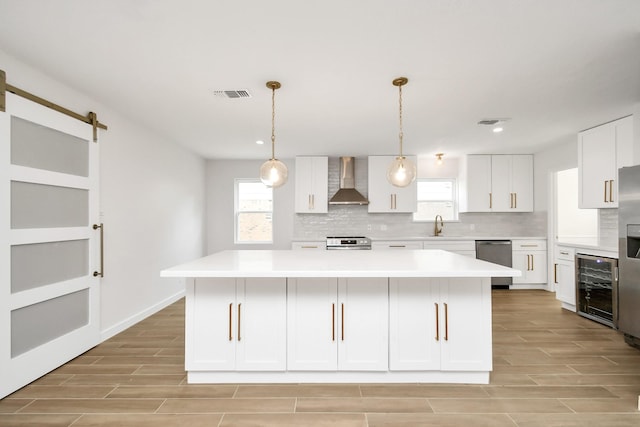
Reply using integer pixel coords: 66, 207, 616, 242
329, 157, 369, 205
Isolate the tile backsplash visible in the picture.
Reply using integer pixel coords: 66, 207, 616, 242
293, 209, 547, 240
599, 208, 618, 247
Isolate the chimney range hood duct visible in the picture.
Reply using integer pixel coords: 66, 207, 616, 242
329, 157, 369, 205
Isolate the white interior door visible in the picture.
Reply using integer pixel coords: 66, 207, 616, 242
0, 92, 101, 398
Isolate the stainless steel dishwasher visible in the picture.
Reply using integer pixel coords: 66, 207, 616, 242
475, 240, 513, 289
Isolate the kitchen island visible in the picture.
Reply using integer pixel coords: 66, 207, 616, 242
161, 249, 520, 384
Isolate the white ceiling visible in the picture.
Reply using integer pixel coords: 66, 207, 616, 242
1, 0, 639, 160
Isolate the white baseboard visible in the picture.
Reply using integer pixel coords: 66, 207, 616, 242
100, 290, 185, 342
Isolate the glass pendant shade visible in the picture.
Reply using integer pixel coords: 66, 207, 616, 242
387, 156, 416, 187
260, 158, 288, 188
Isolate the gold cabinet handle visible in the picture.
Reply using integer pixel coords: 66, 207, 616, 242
389, 245, 406, 248
609, 180, 614, 203
237, 303, 241, 341
526, 254, 530, 271
390, 194, 394, 210
554, 263, 558, 284
435, 303, 439, 341
444, 303, 449, 341
92, 223, 104, 277
301, 245, 318, 249
228, 303, 233, 341
604, 180, 608, 203
332, 303, 335, 341
514, 192, 517, 208
510, 193, 513, 209
489, 193, 492, 209
341, 303, 345, 341
308, 194, 312, 210
531, 254, 534, 270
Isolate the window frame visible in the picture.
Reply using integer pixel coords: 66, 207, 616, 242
234, 178, 274, 245
412, 177, 459, 222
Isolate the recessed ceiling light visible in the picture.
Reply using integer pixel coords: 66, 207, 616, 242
256, 140, 264, 145
493, 127, 504, 133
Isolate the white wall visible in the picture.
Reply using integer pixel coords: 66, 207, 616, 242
1, 50, 206, 339
533, 136, 578, 212
556, 168, 598, 239
206, 159, 295, 253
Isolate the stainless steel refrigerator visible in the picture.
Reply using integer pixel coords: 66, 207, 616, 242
618, 165, 640, 348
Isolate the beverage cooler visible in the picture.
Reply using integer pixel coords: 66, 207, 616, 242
576, 254, 618, 328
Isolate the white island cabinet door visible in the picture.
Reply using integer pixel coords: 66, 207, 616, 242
236, 278, 287, 371
439, 278, 492, 372
337, 278, 389, 371
389, 278, 441, 370
188, 278, 237, 371
287, 278, 338, 370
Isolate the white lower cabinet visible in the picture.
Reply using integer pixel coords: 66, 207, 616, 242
389, 278, 492, 372
287, 277, 388, 371
512, 239, 548, 286
187, 278, 287, 371
554, 246, 576, 311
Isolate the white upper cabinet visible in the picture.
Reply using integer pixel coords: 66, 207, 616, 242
491, 155, 533, 212
578, 116, 633, 209
460, 154, 533, 213
295, 156, 329, 213
367, 155, 417, 213
460, 155, 492, 212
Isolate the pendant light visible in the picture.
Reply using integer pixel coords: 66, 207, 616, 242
259, 81, 288, 188
387, 77, 416, 187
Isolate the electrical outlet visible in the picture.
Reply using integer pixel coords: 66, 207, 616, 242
380, 224, 387, 231
367, 224, 372, 231
469, 224, 475, 231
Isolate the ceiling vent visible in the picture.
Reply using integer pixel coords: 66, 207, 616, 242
213, 90, 252, 99
477, 119, 500, 126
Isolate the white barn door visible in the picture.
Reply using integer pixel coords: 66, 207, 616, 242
0, 92, 101, 398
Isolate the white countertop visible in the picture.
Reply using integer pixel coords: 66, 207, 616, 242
555, 240, 618, 255
293, 236, 546, 242
161, 249, 521, 278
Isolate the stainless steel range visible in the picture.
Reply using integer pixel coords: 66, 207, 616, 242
326, 236, 372, 250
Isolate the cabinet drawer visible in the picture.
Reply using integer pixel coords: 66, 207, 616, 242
372, 241, 423, 250
555, 246, 575, 261
292, 242, 326, 250
423, 241, 475, 252
513, 239, 547, 251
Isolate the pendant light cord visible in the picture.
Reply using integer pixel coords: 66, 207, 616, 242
271, 85, 276, 160
398, 83, 404, 158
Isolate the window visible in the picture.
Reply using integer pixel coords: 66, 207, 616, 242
235, 180, 273, 244
413, 178, 458, 222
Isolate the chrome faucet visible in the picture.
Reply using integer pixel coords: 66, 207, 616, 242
434, 215, 444, 236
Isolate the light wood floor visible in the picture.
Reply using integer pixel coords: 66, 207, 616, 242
1, 290, 640, 426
